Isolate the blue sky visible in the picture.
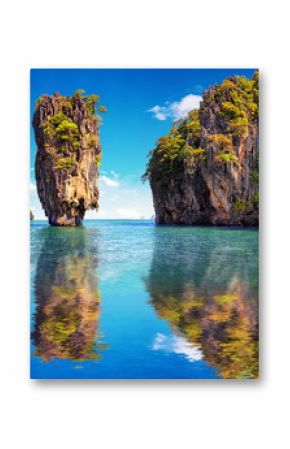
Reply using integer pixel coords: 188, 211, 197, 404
30, 68, 256, 219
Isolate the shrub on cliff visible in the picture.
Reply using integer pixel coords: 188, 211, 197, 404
143, 109, 203, 185
44, 111, 80, 152
39, 91, 107, 164
54, 157, 76, 170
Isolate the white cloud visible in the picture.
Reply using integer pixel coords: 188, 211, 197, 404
152, 333, 203, 362
110, 170, 119, 179
116, 208, 142, 219
99, 175, 119, 187
170, 94, 202, 120
148, 94, 202, 121
30, 170, 154, 221
148, 105, 167, 121
96, 172, 154, 219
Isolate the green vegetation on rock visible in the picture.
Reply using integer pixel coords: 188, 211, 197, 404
214, 151, 239, 165
44, 111, 80, 152
233, 198, 252, 213
250, 170, 259, 183
36, 90, 107, 174
209, 72, 259, 138
250, 154, 259, 184
54, 157, 75, 170
251, 192, 259, 207
208, 133, 232, 150
233, 192, 259, 214
95, 154, 101, 167
143, 109, 204, 186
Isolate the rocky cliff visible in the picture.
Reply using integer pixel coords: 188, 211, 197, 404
144, 71, 259, 225
33, 90, 106, 226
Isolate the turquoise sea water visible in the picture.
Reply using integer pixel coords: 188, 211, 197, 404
30, 220, 259, 379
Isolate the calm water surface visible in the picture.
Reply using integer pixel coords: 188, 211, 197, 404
30, 220, 259, 379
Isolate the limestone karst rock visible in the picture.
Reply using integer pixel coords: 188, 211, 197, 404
33, 91, 104, 226
145, 230, 259, 378
144, 72, 259, 226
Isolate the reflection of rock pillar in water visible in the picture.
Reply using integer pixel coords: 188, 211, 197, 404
201, 282, 258, 379
32, 228, 105, 362
145, 230, 258, 378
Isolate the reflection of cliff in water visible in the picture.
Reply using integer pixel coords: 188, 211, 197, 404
146, 228, 259, 379
32, 228, 106, 362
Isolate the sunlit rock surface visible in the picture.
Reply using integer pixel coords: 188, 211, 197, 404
145, 72, 259, 225
33, 91, 103, 226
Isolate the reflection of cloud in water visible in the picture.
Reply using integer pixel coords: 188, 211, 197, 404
152, 333, 203, 362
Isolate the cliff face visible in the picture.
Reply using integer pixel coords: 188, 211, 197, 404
145, 72, 259, 225
33, 91, 104, 226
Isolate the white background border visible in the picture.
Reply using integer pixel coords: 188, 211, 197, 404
0, 1, 288, 448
